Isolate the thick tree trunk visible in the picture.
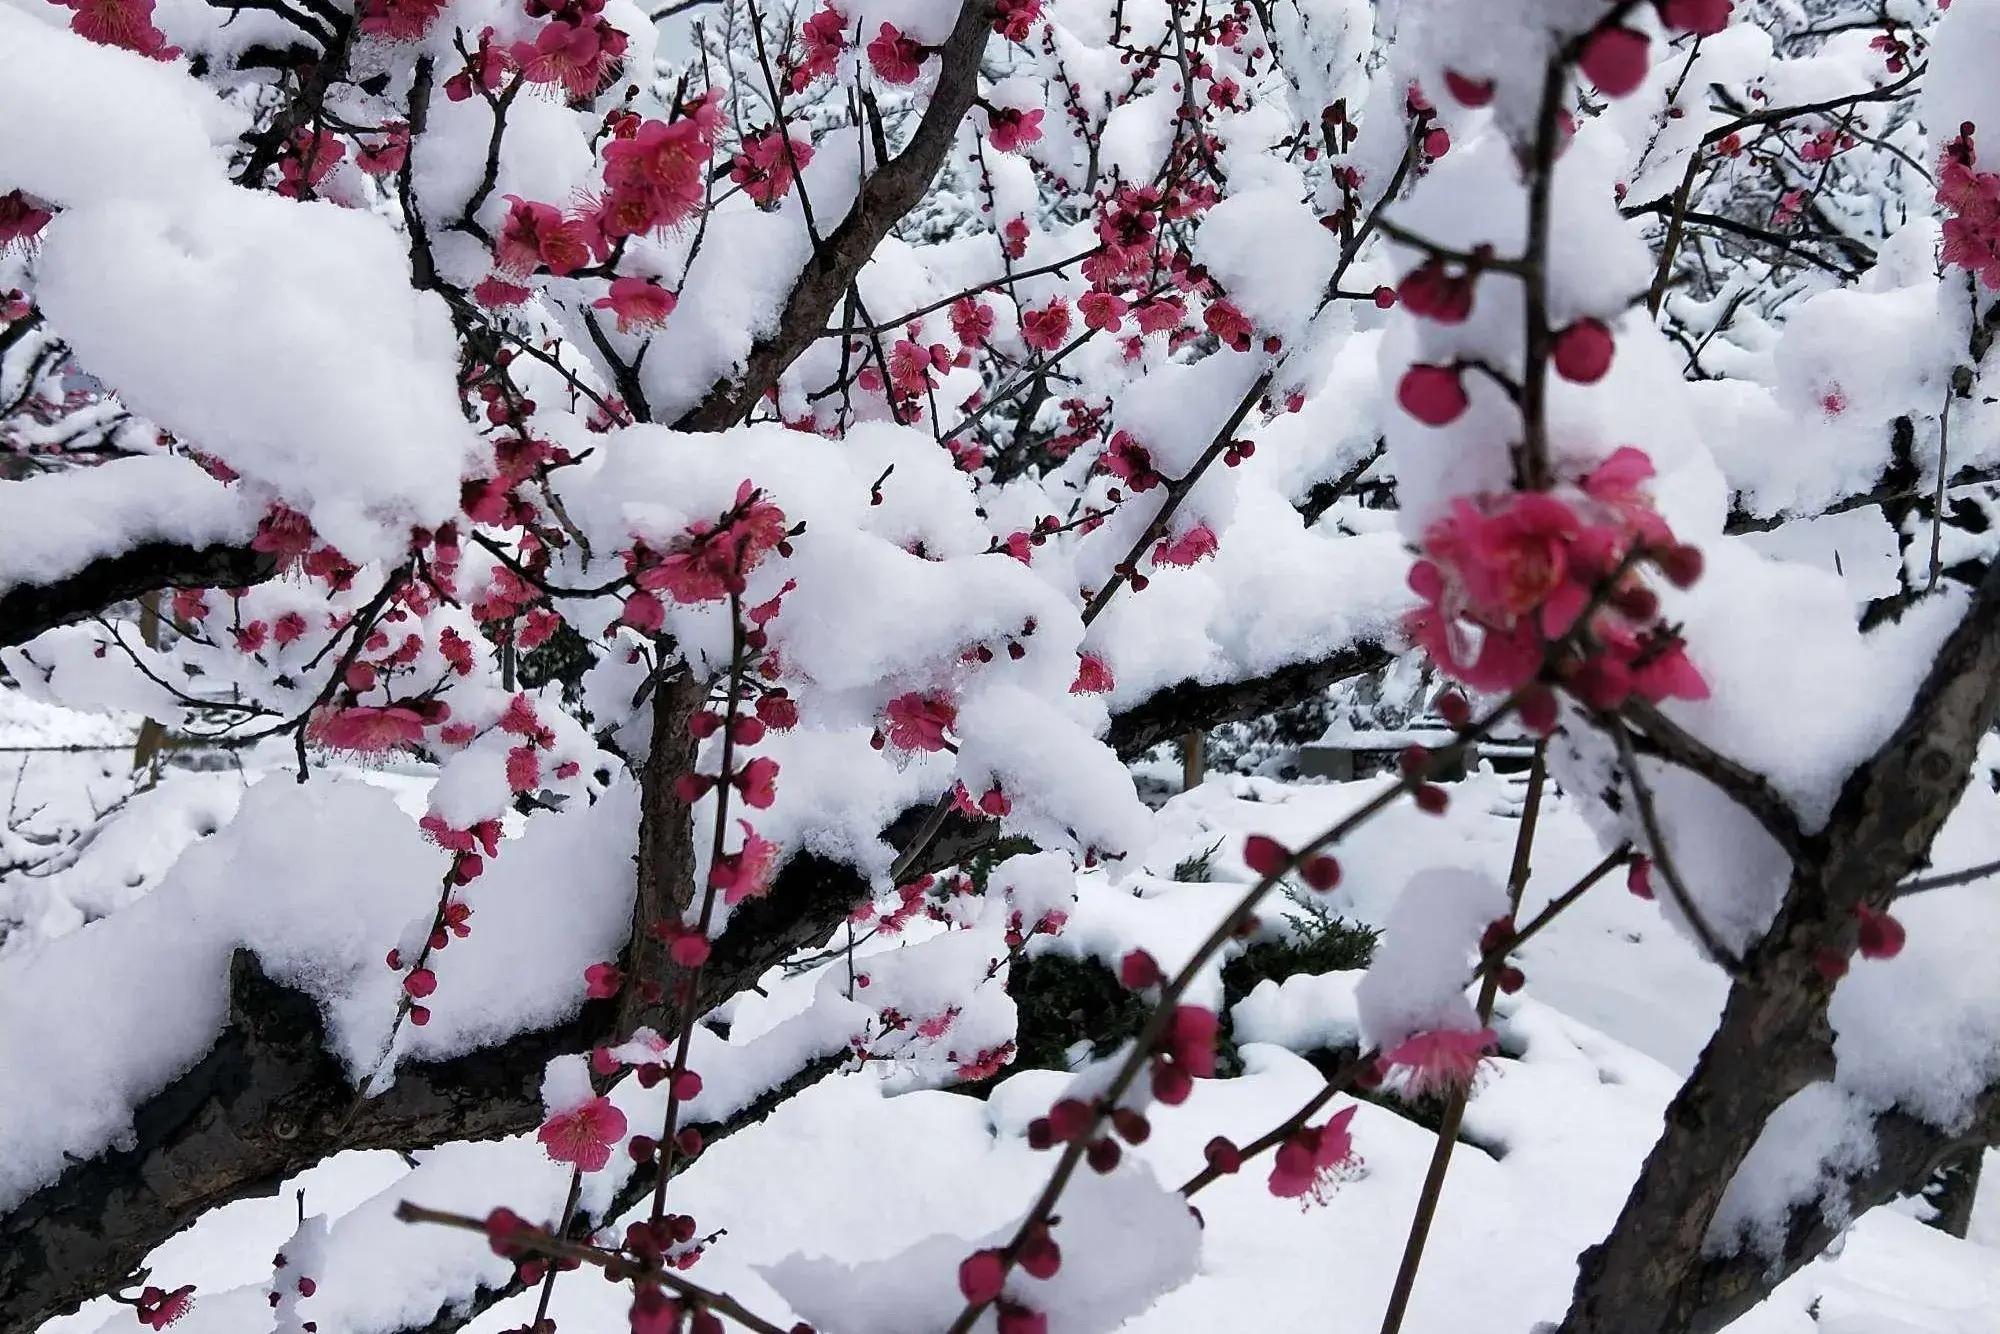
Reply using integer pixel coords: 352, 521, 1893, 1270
1561, 557, 2000, 1334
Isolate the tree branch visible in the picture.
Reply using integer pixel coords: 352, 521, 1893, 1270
0, 638, 1389, 1329
0, 542, 276, 652
1671, 1084, 2000, 1334
1560, 555, 2000, 1334
671, 0, 998, 431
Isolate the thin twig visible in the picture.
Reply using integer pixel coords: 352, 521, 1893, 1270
1620, 698, 1808, 861
1608, 718, 1747, 975
393, 1203, 791, 1334
1896, 856, 2000, 898
1376, 743, 1547, 1334
945, 690, 1535, 1334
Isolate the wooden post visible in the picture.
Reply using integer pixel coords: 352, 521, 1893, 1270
1181, 730, 1204, 791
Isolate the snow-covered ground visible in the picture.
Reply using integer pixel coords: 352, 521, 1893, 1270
11, 714, 1996, 1334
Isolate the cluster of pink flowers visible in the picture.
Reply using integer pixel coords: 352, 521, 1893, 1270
55, 0, 176, 58
869, 333, 965, 419
358, 0, 447, 40
1000, 214, 1031, 260
276, 130, 346, 199
1021, 298, 1072, 352
418, 816, 500, 888
381, 885, 475, 1025
1870, 29, 1913, 74
730, 128, 815, 205
621, 481, 791, 627
949, 777, 1012, 820
462, 432, 575, 533
1405, 448, 1707, 718
443, 27, 512, 101
494, 692, 571, 795
1940, 125, 2000, 290
1798, 127, 1856, 164
1003, 899, 1068, 951
244, 505, 358, 591
486, 96, 720, 297
510, 0, 629, 99
0, 191, 53, 249
597, 97, 719, 235
866, 22, 926, 84
878, 690, 957, 752
987, 105, 1045, 154
992, 0, 1042, 42
789, 4, 848, 89
1075, 184, 1214, 346
851, 870, 961, 936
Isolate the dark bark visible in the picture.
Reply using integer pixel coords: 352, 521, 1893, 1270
1295, 441, 1385, 528
1560, 555, 2000, 1334
670, 0, 997, 432
1922, 1144, 1986, 1241
1723, 456, 2000, 535
614, 669, 703, 1040
0, 950, 615, 1331
1103, 642, 1391, 758
0, 835, 866, 1332
0, 542, 275, 651
1672, 1088, 2000, 1334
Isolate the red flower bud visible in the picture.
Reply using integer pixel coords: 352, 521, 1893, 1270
1302, 854, 1341, 891
1659, 543, 1704, 588
958, 1249, 1006, 1303
1119, 949, 1162, 990
1396, 364, 1469, 426
1627, 856, 1655, 900
1111, 1106, 1152, 1144
1855, 905, 1906, 960
1243, 833, 1290, 877
1551, 318, 1615, 383
1019, 1233, 1062, 1280
1580, 26, 1651, 98
1443, 69, 1494, 107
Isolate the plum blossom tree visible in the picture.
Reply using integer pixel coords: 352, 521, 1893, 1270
2, 0, 2000, 1332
